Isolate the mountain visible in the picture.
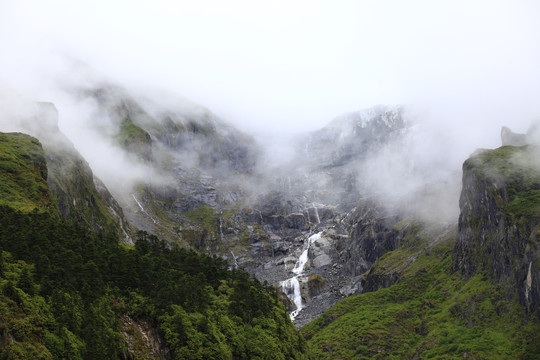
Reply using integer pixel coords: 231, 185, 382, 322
53, 73, 424, 327
0, 89, 132, 240
0, 131, 309, 359
1, 69, 539, 358
66, 80, 261, 250
0, 76, 458, 328
301, 142, 540, 358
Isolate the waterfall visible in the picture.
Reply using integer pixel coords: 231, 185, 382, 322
282, 277, 303, 319
219, 210, 224, 241
282, 231, 322, 320
308, 204, 321, 225
292, 232, 321, 274
132, 194, 159, 224
230, 250, 239, 269
313, 205, 321, 224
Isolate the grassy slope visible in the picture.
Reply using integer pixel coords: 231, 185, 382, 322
44, 140, 123, 235
116, 119, 152, 160
0, 133, 55, 213
302, 224, 540, 359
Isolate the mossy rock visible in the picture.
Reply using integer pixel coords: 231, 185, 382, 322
467, 145, 540, 219
308, 274, 325, 297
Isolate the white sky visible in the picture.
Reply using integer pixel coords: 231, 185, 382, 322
1, 0, 540, 136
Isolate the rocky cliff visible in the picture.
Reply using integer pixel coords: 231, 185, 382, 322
301, 142, 540, 358
454, 144, 540, 312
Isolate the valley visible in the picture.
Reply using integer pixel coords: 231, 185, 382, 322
0, 75, 539, 358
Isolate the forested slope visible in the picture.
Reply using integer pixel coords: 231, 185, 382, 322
0, 132, 309, 359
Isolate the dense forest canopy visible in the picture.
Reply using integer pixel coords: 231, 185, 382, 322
0, 205, 309, 359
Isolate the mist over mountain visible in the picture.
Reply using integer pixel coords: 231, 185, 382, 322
2, 65, 540, 357
1, 1, 540, 358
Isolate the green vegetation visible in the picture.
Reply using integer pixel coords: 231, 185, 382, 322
117, 119, 151, 149
0, 133, 53, 213
178, 204, 267, 255
178, 204, 222, 250
467, 145, 540, 218
307, 274, 325, 297
0, 205, 309, 359
302, 227, 540, 359
116, 119, 153, 161
44, 140, 122, 235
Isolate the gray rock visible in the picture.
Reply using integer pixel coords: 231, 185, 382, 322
312, 254, 332, 268
454, 146, 540, 312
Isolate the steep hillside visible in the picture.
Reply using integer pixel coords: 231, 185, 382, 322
44, 129, 132, 238
0, 90, 133, 241
301, 144, 540, 358
0, 132, 54, 213
69, 81, 260, 247
0, 141, 310, 359
302, 225, 540, 359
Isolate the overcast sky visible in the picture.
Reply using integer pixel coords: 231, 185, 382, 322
1, 0, 540, 138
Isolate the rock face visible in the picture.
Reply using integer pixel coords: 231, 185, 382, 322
453, 145, 540, 312
296, 106, 407, 210
342, 200, 403, 277
120, 315, 169, 359
304, 105, 405, 168
501, 124, 540, 147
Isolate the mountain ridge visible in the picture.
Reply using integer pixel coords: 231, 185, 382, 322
1, 72, 539, 358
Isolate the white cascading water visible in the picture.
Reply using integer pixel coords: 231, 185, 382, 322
230, 250, 239, 269
282, 232, 322, 320
292, 232, 321, 275
282, 277, 303, 319
313, 204, 321, 224
132, 194, 159, 224
219, 210, 224, 240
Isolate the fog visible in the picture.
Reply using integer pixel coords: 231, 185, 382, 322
2, 1, 539, 133
1, 1, 540, 222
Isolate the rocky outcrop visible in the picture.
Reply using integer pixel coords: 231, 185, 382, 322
501, 126, 528, 146
453, 145, 540, 312
120, 315, 169, 360
342, 200, 403, 277
501, 124, 540, 147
